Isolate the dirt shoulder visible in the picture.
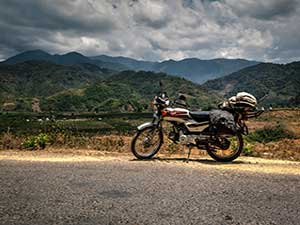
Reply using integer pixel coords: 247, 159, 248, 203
1, 149, 300, 175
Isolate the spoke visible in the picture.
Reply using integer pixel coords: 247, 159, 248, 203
135, 128, 161, 156
212, 135, 240, 158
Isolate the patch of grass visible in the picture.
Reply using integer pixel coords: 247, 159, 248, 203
166, 143, 178, 154
23, 136, 38, 150
23, 133, 49, 150
248, 125, 294, 143
90, 136, 127, 152
36, 133, 49, 149
0, 112, 151, 136
243, 138, 254, 156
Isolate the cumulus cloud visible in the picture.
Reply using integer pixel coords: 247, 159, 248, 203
0, 0, 299, 62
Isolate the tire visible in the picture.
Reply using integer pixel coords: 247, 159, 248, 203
131, 126, 163, 159
207, 132, 243, 162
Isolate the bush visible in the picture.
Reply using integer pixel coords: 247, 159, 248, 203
36, 133, 49, 149
248, 125, 294, 143
23, 133, 49, 150
23, 136, 38, 150
243, 138, 254, 156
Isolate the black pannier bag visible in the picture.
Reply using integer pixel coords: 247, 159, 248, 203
209, 109, 237, 134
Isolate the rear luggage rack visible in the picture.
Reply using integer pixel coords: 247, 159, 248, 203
244, 109, 264, 119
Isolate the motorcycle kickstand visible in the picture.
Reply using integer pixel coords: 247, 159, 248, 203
185, 145, 192, 163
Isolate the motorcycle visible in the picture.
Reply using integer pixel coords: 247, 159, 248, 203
131, 83, 264, 162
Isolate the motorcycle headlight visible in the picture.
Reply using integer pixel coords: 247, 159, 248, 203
150, 99, 157, 110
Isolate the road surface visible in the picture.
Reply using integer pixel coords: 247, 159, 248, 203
0, 151, 300, 225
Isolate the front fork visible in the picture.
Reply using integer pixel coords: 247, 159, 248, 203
137, 115, 163, 140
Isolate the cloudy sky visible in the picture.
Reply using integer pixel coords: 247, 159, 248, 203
0, 0, 299, 63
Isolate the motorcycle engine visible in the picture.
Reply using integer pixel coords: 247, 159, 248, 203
179, 133, 208, 145
168, 131, 179, 143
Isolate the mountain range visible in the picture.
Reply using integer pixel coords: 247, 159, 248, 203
1, 50, 299, 112
2, 50, 128, 71
1, 50, 259, 84
92, 55, 259, 84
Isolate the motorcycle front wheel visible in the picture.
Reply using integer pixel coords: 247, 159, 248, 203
206, 132, 243, 162
131, 126, 163, 159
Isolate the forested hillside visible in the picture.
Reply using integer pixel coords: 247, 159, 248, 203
0, 61, 219, 112
203, 62, 300, 107
43, 71, 220, 112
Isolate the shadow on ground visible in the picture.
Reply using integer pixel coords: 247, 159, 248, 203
131, 157, 249, 165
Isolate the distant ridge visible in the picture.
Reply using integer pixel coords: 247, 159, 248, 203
2, 50, 128, 71
91, 55, 259, 84
2, 50, 259, 84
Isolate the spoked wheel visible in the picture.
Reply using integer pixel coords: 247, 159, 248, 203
131, 126, 163, 159
206, 132, 243, 162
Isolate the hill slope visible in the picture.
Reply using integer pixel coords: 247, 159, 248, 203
44, 71, 220, 112
202, 62, 300, 106
0, 61, 111, 101
0, 61, 219, 112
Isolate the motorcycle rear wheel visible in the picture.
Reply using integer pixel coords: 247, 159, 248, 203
131, 126, 163, 159
206, 132, 243, 162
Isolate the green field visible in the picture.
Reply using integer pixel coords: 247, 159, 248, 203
0, 112, 153, 136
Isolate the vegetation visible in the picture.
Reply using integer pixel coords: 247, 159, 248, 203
0, 112, 151, 150
238, 137, 254, 156
0, 110, 299, 162
203, 62, 300, 107
0, 60, 109, 104
0, 61, 220, 112
247, 125, 294, 143
22, 133, 49, 150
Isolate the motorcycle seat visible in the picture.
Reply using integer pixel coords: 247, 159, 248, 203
189, 111, 210, 122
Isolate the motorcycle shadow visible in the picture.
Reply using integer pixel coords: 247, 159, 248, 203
131, 157, 247, 165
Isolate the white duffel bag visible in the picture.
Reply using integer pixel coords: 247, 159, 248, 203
228, 92, 257, 109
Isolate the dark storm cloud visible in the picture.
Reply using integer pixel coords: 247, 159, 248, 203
0, 0, 118, 58
0, 0, 299, 63
0, 0, 116, 32
226, 0, 299, 21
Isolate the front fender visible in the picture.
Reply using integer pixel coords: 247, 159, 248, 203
137, 122, 155, 131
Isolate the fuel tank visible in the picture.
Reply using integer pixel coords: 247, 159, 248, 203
162, 107, 210, 132
162, 107, 190, 123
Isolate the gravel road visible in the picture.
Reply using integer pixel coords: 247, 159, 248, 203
0, 152, 300, 225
